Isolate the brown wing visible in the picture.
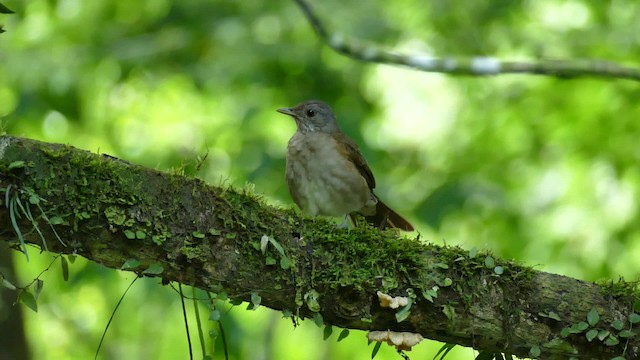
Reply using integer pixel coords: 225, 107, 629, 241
334, 133, 415, 231
332, 132, 376, 190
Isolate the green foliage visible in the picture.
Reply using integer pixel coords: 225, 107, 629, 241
337, 328, 350, 342
587, 307, 600, 326
434, 343, 456, 359
528, 345, 541, 357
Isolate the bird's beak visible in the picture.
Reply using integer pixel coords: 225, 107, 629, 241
276, 107, 295, 116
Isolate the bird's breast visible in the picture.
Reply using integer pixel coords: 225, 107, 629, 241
286, 132, 373, 217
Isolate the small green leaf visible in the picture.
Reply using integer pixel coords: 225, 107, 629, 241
619, 330, 635, 338
576, 322, 589, 331
135, 230, 146, 239
323, 325, 333, 340
281, 309, 292, 318
395, 300, 413, 323
443, 277, 453, 287
260, 235, 269, 253
49, 216, 63, 225
484, 256, 495, 268
229, 298, 243, 306
8, 161, 25, 169
468, 247, 478, 258
560, 327, 571, 337
280, 256, 291, 270
124, 229, 135, 239
434, 262, 448, 269
434, 343, 457, 360
121, 259, 140, 269
529, 345, 541, 357
208, 228, 221, 236
337, 329, 349, 342
265, 256, 276, 265
0, 3, 15, 14
547, 311, 561, 321
250, 292, 261, 310
268, 237, 285, 256
225, 232, 236, 239
1, 278, 16, 290
313, 312, 324, 327
494, 266, 504, 275
442, 304, 456, 322
143, 263, 164, 275
19, 290, 38, 312
629, 313, 640, 324
587, 308, 599, 326
60, 256, 69, 281
34, 279, 44, 300
371, 342, 382, 359
612, 319, 625, 330
28, 195, 40, 205
304, 290, 320, 312
192, 231, 205, 239
585, 329, 598, 342
151, 235, 164, 245
209, 309, 221, 321
422, 286, 439, 302
597, 329, 609, 341
604, 335, 619, 346
475, 352, 496, 360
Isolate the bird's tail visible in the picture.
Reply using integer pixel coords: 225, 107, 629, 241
350, 199, 414, 231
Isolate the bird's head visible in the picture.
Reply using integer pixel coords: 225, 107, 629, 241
277, 100, 341, 134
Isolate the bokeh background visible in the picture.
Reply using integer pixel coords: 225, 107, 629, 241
1, 0, 640, 359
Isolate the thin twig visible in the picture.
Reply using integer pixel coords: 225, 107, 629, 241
95, 276, 139, 360
179, 283, 194, 360
293, 0, 640, 81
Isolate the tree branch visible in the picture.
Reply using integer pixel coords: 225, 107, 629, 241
0, 134, 638, 358
293, 0, 640, 82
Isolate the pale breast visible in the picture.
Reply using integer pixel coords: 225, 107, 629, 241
286, 132, 374, 217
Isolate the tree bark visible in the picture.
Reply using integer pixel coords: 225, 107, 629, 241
0, 135, 638, 359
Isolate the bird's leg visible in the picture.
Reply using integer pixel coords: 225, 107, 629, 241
378, 210, 390, 230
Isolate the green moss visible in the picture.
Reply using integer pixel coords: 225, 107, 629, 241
598, 278, 640, 304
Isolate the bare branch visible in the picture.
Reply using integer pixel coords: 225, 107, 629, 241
294, 0, 640, 81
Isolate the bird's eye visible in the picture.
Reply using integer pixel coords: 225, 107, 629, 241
306, 109, 315, 117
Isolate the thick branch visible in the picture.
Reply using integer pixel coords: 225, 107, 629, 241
293, 0, 640, 82
0, 135, 638, 359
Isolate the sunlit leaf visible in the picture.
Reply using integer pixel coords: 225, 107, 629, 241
19, 290, 37, 312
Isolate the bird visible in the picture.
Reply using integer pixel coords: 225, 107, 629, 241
276, 100, 414, 231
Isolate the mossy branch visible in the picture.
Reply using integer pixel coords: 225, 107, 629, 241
0, 135, 638, 359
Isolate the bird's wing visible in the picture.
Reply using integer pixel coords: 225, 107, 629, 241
333, 132, 376, 190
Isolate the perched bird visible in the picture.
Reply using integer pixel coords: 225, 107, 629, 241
277, 100, 414, 231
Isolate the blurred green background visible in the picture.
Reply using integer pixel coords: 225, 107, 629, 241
1, 0, 640, 359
